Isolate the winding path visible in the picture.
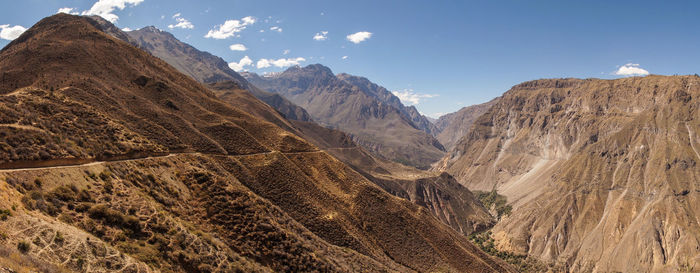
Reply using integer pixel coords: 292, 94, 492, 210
0, 150, 326, 173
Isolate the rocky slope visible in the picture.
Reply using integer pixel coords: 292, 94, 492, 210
95, 22, 495, 239
0, 14, 512, 272
434, 98, 500, 151
125, 25, 313, 122
337, 73, 438, 135
438, 76, 700, 272
244, 65, 446, 169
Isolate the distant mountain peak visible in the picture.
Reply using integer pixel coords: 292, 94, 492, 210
140, 25, 162, 32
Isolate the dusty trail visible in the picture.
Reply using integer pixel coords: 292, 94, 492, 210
0, 150, 325, 172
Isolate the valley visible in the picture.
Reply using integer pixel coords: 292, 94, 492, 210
0, 3, 698, 273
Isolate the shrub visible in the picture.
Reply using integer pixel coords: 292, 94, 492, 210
99, 170, 112, 181
34, 178, 43, 188
0, 209, 10, 221
55, 231, 64, 244
103, 180, 114, 194
88, 205, 141, 234
17, 241, 30, 253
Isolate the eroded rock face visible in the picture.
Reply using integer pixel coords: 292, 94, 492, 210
440, 76, 700, 272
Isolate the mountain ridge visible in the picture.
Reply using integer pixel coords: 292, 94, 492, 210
244, 64, 446, 169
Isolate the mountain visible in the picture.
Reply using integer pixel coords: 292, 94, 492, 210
434, 98, 500, 151
244, 65, 446, 169
437, 76, 700, 272
0, 14, 512, 272
101, 22, 495, 239
336, 73, 438, 135
125, 25, 313, 123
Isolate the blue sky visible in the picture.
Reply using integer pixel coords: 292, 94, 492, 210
1, 1, 699, 118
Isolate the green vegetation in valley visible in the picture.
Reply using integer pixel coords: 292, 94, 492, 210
468, 231, 548, 272
474, 189, 512, 219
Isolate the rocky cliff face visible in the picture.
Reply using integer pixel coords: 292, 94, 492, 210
439, 76, 700, 272
434, 98, 500, 151
245, 65, 446, 169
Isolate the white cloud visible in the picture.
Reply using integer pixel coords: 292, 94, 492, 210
270, 26, 282, 32
614, 63, 650, 76
257, 57, 306, 69
57, 7, 80, 15
341, 56, 348, 60
168, 13, 194, 29
313, 31, 328, 41
122, 27, 132, 31
228, 56, 253, 71
391, 89, 438, 105
346, 31, 372, 44
205, 16, 255, 39
0, 24, 27, 41
229, 43, 247, 51
283, 49, 290, 55
259, 29, 264, 33
81, 0, 144, 23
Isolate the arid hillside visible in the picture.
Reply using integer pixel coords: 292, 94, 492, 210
438, 76, 700, 272
292, 120, 496, 236
88, 22, 496, 240
0, 14, 512, 272
244, 65, 446, 169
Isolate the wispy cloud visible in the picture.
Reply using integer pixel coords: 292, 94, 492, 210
257, 57, 306, 69
391, 89, 438, 105
346, 31, 372, 44
0, 24, 27, 40
270, 26, 282, 32
313, 31, 328, 41
614, 63, 649, 76
341, 56, 348, 60
81, 0, 144, 23
205, 16, 255, 39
